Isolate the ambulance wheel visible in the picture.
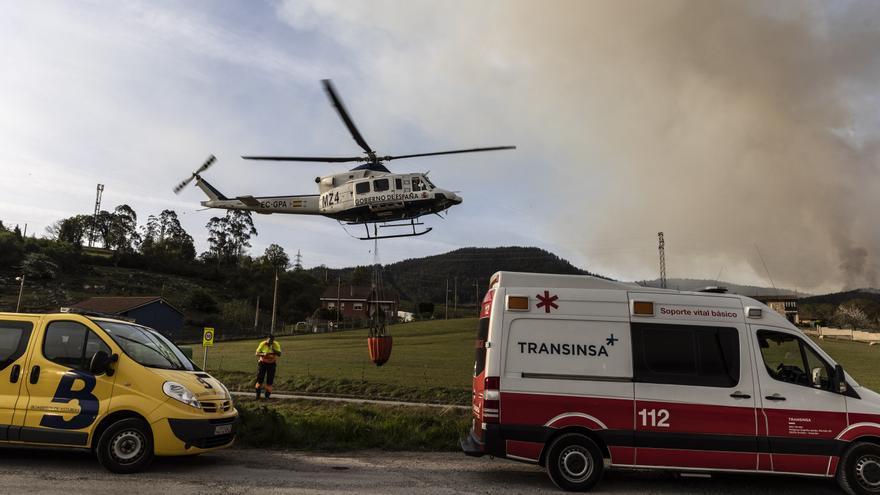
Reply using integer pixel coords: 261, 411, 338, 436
96, 418, 154, 474
545, 433, 604, 492
839, 442, 880, 495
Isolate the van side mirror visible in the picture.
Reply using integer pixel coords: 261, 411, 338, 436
833, 364, 847, 394
89, 351, 116, 376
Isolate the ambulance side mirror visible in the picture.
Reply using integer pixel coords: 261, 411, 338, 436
832, 364, 847, 394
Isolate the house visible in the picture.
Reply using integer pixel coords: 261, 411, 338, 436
319, 285, 399, 321
753, 295, 799, 324
70, 296, 185, 337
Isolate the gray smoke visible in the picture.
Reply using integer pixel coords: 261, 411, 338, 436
283, 0, 880, 291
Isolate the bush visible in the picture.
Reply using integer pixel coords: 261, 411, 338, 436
189, 288, 218, 313
0, 232, 24, 269
22, 253, 58, 280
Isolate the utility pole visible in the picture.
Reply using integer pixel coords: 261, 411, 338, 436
445, 278, 449, 320
453, 276, 458, 317
88, 184, 104, 247
475, 280, 480, 315
336, 277, 341, 328
15, 275, 25, 312
270, 270, 279, 334
254, 296, 260, 333
658, 231, 667, 289
22, 223, 27, 239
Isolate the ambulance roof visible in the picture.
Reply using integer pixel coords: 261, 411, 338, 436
491, 271, 642, 291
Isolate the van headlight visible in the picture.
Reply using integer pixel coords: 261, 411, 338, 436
163, 381, 201, 409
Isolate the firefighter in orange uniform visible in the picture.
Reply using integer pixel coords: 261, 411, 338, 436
255, 334, 282, 399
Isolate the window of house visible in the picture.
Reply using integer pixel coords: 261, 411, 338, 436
327, 302, 336, 309
373, 179, 389, 192
355, 182, 370, 194
43, 321, 111, 372
0, 320, 32, 371
631, 323, 739, 387
353, 303, 364, 310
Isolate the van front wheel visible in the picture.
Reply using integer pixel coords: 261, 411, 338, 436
545, 433, 604, 492
839, 442, 880, 495
96, 418, 154, 474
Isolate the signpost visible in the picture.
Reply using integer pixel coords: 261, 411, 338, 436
202, 327, 215, 369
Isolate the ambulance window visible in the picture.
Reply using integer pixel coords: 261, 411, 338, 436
757, 330, 832, 390
373, 178, 389, 192
632, 323, 739, 387
0, 320, 32, 371
395, 178, 403, 190
43, 321, 111, 372
355, 182, 370, 194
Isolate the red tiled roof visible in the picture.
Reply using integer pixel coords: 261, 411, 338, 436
71, 296, 182, 315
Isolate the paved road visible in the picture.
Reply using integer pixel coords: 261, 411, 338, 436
0, 447, 842, 494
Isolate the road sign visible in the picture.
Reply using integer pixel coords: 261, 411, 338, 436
203, 327, 215, 347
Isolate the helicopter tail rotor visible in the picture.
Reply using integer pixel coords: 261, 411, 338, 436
173, 155, 216, 194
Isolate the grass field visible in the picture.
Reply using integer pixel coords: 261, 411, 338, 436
202, 317, 880, 406
205, 318, 478, 405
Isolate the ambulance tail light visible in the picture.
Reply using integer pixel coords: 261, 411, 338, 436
483, 376, 500, 423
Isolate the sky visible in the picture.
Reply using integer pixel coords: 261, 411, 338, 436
1, 0, 879, 293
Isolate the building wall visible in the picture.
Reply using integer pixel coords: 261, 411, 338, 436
124, 302, 184, 337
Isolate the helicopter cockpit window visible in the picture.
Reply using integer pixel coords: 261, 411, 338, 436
373, 178, 389, 192
411, 177, 425, 191
355, 182, 371, 194
423, 176, 436, 189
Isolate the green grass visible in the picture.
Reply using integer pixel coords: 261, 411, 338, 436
809, 336, 880, 391
235, 398, 470, 451
205, 318, 478, 405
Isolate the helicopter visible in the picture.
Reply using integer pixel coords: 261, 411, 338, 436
174, 79, 515, 240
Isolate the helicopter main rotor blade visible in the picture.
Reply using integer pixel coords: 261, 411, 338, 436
383, 146, 517, 161
322, 79, 373, 157
241, 155, 365, 163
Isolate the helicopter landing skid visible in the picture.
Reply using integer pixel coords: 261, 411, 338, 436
349, 219, 433, 240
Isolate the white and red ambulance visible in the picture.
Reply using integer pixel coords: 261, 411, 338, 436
461, 271, 880, 494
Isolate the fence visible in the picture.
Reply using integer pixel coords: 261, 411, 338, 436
803, 326, 880, 345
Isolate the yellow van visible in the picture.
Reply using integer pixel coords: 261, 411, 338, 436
0, 311, 238, 473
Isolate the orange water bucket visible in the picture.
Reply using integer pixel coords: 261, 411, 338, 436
368, 335, 393, 366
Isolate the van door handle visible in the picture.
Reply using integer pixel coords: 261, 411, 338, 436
765, 393, 786, 401
29, 365, 40, 384
10, 364, 20, 383
730, 391, 751, 399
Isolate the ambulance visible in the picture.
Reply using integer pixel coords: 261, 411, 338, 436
0, 311, 238, 473
461, 271, 880, 495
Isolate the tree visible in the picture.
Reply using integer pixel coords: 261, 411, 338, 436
141, 210, 196, 261
261, 244, 290, 272
836, 303, 869, 332
351, 266, 371, 286
205, 210, 258, 264
57, 215, 92, 246
105, 205, 140, 253
0, 232, 24, 269
22, 252, 58, 280
189, 289, 218, 313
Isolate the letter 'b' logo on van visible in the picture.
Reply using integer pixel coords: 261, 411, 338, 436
39, 370, 99, 430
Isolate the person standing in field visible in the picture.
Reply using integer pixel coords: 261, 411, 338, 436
255, 334, 282, 399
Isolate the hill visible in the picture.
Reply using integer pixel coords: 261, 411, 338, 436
309, 246, 605, 308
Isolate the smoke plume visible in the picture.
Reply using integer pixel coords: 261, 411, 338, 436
282, 0, 880, 291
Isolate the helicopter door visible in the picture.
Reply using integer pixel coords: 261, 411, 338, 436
411, 176, 426, 192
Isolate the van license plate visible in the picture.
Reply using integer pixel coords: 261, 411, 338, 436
214, 424, 233, 435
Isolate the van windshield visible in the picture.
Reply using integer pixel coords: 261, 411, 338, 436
97, 321, 195, 371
